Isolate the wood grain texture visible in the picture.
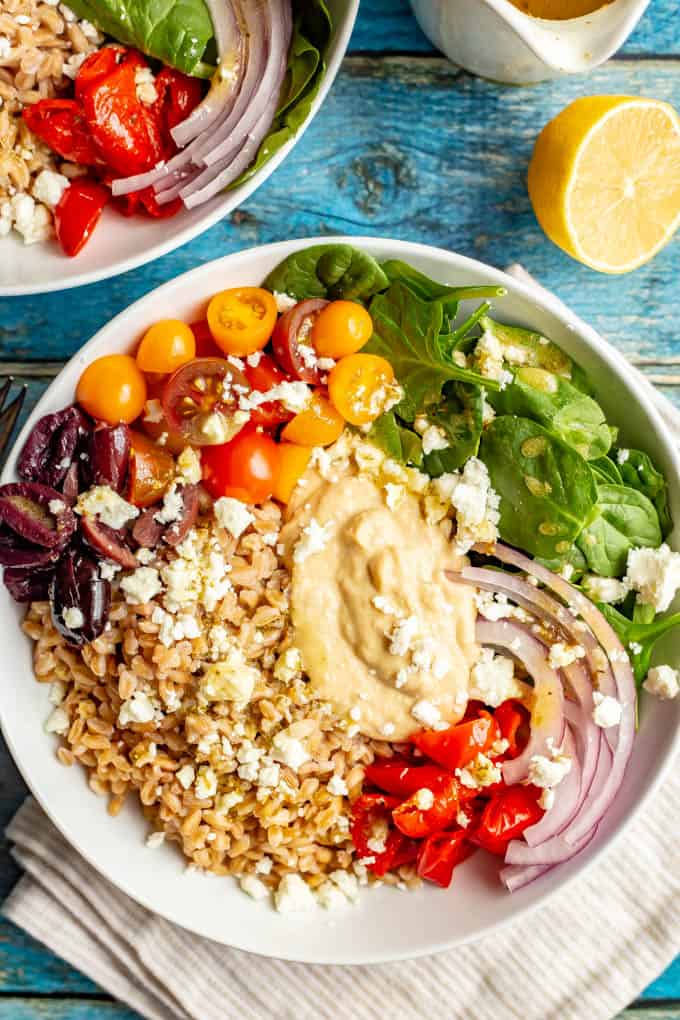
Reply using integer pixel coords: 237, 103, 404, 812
351, 0, 680, 54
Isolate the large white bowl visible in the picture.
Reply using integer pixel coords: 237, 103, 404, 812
0, 1, 357, 297
1, 237, 678, 962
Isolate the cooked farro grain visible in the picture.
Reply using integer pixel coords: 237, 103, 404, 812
0, 0, 102, 242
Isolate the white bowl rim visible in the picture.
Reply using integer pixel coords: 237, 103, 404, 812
2, 235, 679, 963
0, 1, 359, 298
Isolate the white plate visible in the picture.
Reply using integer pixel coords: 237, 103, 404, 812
0, 1, 358, 297
1, 238, 678, 962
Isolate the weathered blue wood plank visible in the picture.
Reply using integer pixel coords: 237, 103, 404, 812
2, 58, 678, 364
351, 0, 680, 55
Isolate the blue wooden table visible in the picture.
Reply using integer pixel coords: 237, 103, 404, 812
1, 1, 679, 1017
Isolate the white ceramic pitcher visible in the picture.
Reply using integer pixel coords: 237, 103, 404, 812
409, 0, 651, 84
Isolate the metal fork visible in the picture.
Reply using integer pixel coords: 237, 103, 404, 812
0, 378, 27, 469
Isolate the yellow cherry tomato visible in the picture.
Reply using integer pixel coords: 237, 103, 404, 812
311, 300, 373, 359
207, 287, 277, 357
328, 354, 399, 426
76, 354, 147, 425
273, 443, 313, 503
281, 393, 345, 447
136, 320, 196, 374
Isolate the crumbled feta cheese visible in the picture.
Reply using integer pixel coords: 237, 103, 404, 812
240, 875, 270, 901
201, 410, 248, 444
62, 606, 84, 630
582, 575, 630, 605
414, 787, 435, 811
49, 680, 66, 706
475, 331, 514, 389
469, 648, 524, 707
456, 753, 502, 789
10, 193, 52, 244
32, 169, 69, 210
258, 763, 280, 788
548, 642, 585, 669
99, 561, 120, 581
411, 699, 441, 728
625, 544, 680, 612
214, 496, 254, 539
389, 615, 419, 657
456, 810, 470, 828
154, 483, 184, 525
255, 856, 272, 875
538, 788, 555, 811
134, 65, 158, 104
329, 869, 360, 903
384, 482, 404, 510
433, 457, 500, 552
643, 664, 679, 700
592, 691, 623, 728
617, 448, 630, 465
293, 518, 331, 563
274, 874, 317, 914
629, 641, 643, 655
45, 706, 69, 735
526, 748, 572, 789
146, 831, 165, 849
216, 790, 243, 813
246, 351, 263, 367
194, 765, 217, 800
201, 648, 259, 704
118, 691, 155, 727
273, 646, 303, 683
143, 398, 164, 423
240, 380, 311, 415
271, 729, 310, 771
372, 595, 398, 616
77, 486, 139, 530
120, 566, 162, 605
273, 291, 298, 313
316, 881, 348, 910
421, 425, 449, 455
176, 447, 202, 485
327, 774, 348, 797
176, 764, 195, 789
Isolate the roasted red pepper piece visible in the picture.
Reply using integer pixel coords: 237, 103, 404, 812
54, 178, 109, 256
413, 710, 501, 772
470, 785, 544, 856
153, 67, 204, 133
416, 829, 475, 888
392, 774, 461, 838
364, 760, 453, 799
22, 99, 101, 165
351, 792, 415, 877
493, 700, 530, 759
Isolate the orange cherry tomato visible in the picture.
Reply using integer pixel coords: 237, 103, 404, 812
280, 393, 345, 447
311, 300, 373, 359
76, 354, 147, 425
126, 430, 175, 507
202, 426, 279, 505
328, 354, 399, 426
136, 320, 196, 374
272, 443, 312, 503
207, 287, 277, 357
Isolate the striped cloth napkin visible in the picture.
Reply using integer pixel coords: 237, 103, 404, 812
4, 267, 679, 1020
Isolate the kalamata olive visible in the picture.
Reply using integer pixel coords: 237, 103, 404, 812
81, 516, 137, 569
0, 483, 76, 549
132, 509, 164, 548
4, 565, 53, 602
49, 548, 110, 646
61, 462, 80, 504
17, 406, 90, 488
89, 424, 130, 492
0, 523, 61, 568
164, 484, 199, 547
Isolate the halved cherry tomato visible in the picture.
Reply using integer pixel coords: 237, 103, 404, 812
136, 320, 196, 374
22, 99, 101, 165
413, 710, 501, 773
202, 426, 279, 505
207, 288, 277, 357
272, 443, 312, 504
190, 320, 222, 358
54, 179, 109, 257
271, 299, 329, 384
162, 357, 248, 446
392, 775, 460, 838
280, 393, 345, 447
328, 353, 399, 426
494, 700, 530, 760
350, 792, 417, 877
470, 786, 544, 856
244, 353, 294, 428
126, 430, 175, 507
364, 760, 453, 799
312, 301, 373, 359
76, 354, 147, 424
416, 830, 474, 888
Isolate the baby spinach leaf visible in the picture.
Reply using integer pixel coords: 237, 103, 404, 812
591, 457, 623, 485
490, 367, 612, 460
381, 260, 505, 320
62, 0, 215, 76
368, 413, 423, 466
598, 603, 680, 685
479, 416, 598, 562
366, 283, 497, 422
538, 542, 588, 581
423, 384, 483, 476
476, 316, 576, 378
617, 448, 673, 537
264, 244, 388, 303
576, 483, 662, 578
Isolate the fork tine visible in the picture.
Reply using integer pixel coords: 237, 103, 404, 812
0, 385, 27, 464
0, 377, 12, 413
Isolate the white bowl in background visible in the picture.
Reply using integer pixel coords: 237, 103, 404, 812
0, 1, 358, 297
1, 237, 678, 961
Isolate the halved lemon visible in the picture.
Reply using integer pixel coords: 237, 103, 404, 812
528, 96, 680, 274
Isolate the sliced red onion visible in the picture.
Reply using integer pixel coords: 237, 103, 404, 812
475, 619, 564, 785
501, 824, 597, 885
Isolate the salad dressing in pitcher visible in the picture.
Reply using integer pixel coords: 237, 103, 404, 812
507, 0, 611, 17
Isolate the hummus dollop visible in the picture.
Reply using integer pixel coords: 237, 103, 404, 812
282, 467, 478, 740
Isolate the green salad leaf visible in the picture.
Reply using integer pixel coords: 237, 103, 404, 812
61, 0, 215, 76
616, 448, 673, 537
366, 282, 496, 422
577, 484, 662, 577
264, 244, 389, 303
489, 366, 612, 460
590, 456, 623, 485
423, 384, 483, 476
368, 412, 423, 466
599, 603, 680, 685
381, 260, 505, 320
479, 416, 598, 561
